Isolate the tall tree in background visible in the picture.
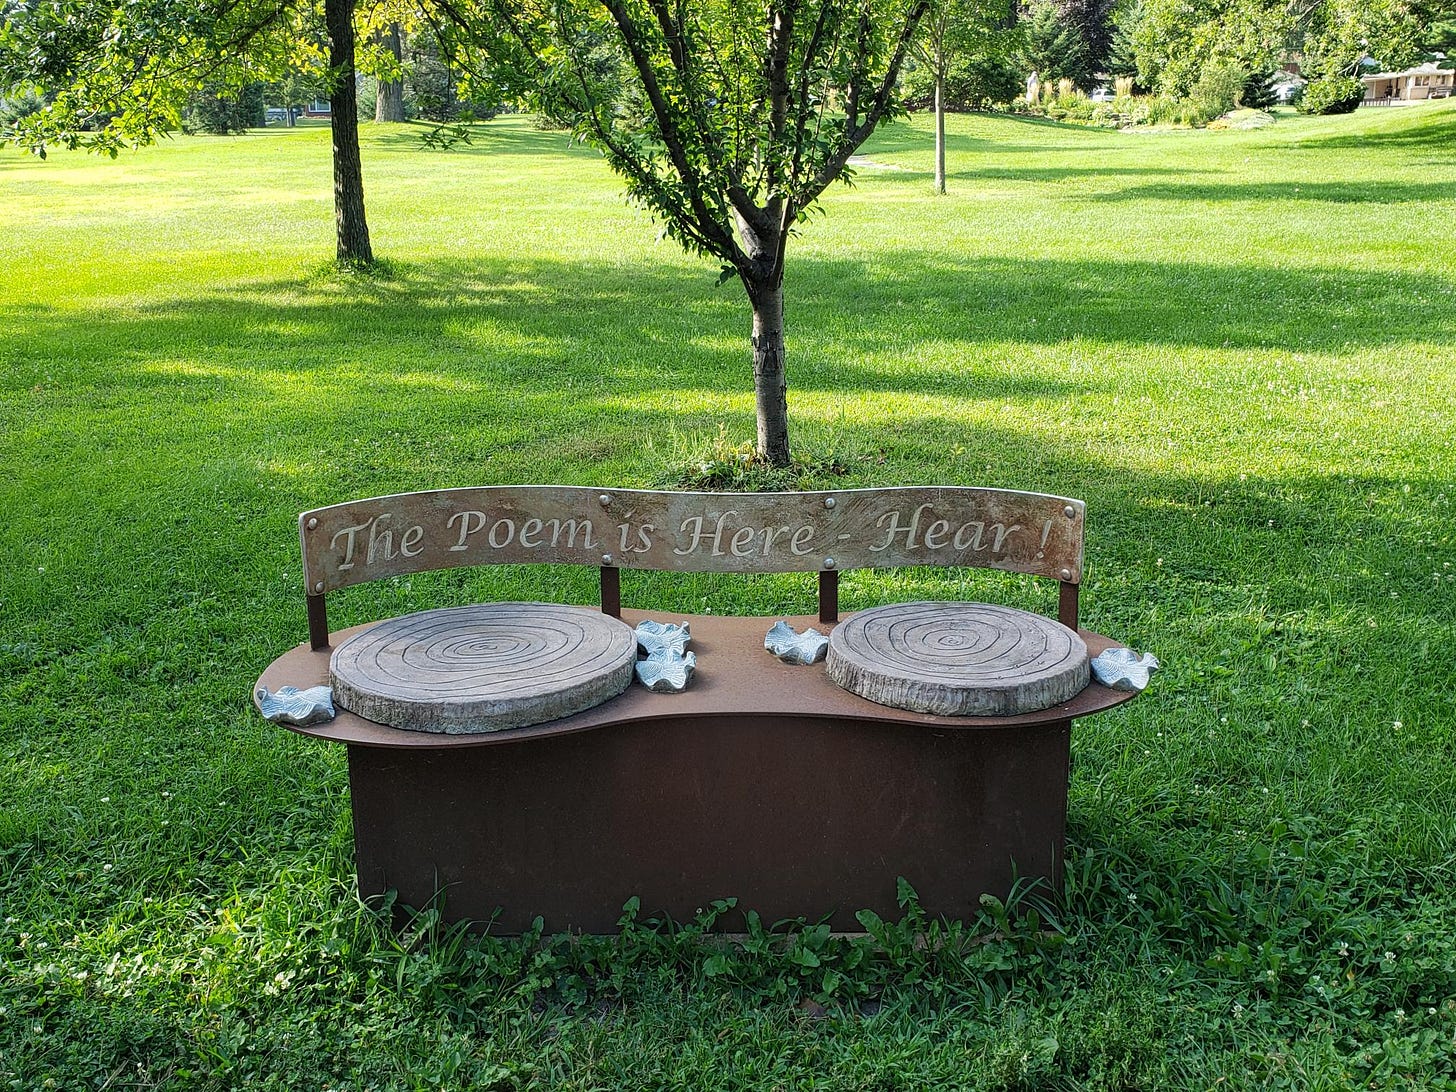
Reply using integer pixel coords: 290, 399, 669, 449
1051, 0, 1117, 75
1126, 0, 1442, 100
1019, 0, 1091, 88
323, 0, 372, 262
375, 23, 407, 121
0, 0, 376, 265
913, 0, 1015, 193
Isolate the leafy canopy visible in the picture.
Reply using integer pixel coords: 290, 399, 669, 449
461, 0, 928, 282
0, 0, 315, 156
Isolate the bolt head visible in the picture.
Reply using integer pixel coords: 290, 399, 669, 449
306, 517, 318, 530
823, 497, 836, 509
313, 581, 324, 593
1063, 505, 1076, 519
599, 494, 612, 507
823, 557, 836, 569
1060, 568, 1073, 580
601, 553, 614, 565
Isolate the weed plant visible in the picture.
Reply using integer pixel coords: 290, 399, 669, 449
2, 103, 1455, 1088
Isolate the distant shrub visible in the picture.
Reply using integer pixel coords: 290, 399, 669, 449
953, 56, 1023, 110
183, 83, 264, 135
1300, 76, 1363, 115
1189, 61, 1246, 125
1242, 70, 1279, 109
1145, 95, 1201, 126
1, 89, 51, 127
903, 54, 1022, 111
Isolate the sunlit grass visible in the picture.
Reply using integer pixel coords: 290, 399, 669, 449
2, 102, 1455, 1088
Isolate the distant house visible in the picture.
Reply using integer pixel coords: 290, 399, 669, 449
301, 99, 332, 118
1361, 62, 1454, 104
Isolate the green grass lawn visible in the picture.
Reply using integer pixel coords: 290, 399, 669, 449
2, 102, 1455, 1088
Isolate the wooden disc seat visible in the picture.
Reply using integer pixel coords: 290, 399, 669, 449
329, 603, 637, 734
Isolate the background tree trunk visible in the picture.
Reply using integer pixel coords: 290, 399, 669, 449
748, 282, 791, 467
934, 74, 947, 194
375, 24, 405, 123
325, 0, 373, 265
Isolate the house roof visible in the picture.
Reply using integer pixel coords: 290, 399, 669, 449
1361, 61, 1449, 81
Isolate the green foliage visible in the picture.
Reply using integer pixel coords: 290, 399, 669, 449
1298, 0, 1429, 82
183, 82, 266, 135
909, 0, 1021, 108
905, 53, 1023, 110
405, 26, 503, 123
1130, 0, 1286, 100
1020, 1, 1092, 89
517, 0, 930, 272
0, 0, 308, 157
1241, 69, 1278, 109
1050, 0, 1119, 75
0, 87, 51, 126
264, 67, 330, 122
1188, 60, 1247, 123
657, 425, 851, 492
1300, 75, 1365, 115
1103, 6, 1144, 89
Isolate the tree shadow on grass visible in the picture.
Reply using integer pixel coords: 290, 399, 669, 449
366, 119, 600, 160
8, 247, 1445, 396
1092, 179, 1455, 204
1289, 103, 1456, 152
862, 118, 1140, 163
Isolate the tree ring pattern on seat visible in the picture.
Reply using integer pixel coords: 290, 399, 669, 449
330, 603, 636, 733
827, 602, 1089, 717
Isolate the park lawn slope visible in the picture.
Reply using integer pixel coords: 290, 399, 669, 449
1, 102, 1455, 1089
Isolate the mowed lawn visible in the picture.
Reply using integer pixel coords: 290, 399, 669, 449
2, 103, 1455, 1088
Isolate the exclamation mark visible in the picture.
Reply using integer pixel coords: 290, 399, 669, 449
1036, 519, 1052, 559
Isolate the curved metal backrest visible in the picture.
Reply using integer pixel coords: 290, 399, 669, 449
299, 486, 1085, 649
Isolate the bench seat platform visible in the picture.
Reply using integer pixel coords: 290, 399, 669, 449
258, 609, 1135, 932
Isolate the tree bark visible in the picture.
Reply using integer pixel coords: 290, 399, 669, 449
325, 0, 373, 265
748, 281, 791, 468
375, 23, 405, 123
934, 67, 946, 194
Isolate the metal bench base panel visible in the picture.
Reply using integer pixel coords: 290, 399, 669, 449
346, 712, 1071, 933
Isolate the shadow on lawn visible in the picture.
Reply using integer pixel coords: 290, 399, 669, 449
367, 119, 605, 161
1290, 103, 1456, 152
1093, 178, 1456, 204
8, 249, 1447, 389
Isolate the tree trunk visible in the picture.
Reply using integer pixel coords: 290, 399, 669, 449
748, 281, 791, 467
325, 0, 373, 265
934, 73, 946, 195
375, 23, 405, 123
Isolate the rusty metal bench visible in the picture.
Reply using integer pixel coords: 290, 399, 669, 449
255, 486, 1141, 932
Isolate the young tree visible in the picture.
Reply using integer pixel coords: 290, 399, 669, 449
912, 0, 1015, 194
455, 0, 930, 466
